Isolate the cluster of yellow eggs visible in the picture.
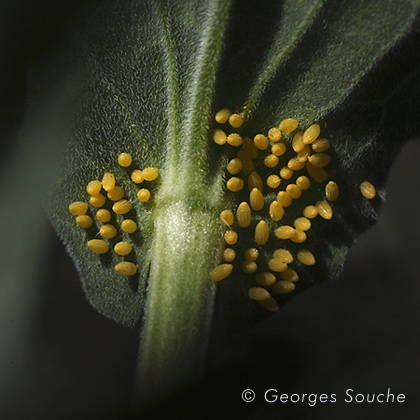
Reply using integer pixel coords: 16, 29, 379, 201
69, 153, 159, 276
68, 113, 377, 297
209, 108, 376, 312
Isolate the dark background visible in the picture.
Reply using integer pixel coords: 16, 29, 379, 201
1, 1, 419, 419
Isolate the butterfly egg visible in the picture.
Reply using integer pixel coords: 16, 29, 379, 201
248, 287, 271, 301
96, 209, 111, 223
325, 181, 339, 201
306, 162, 328, 183
271, 142, 286, 156
275, 225, 295, 239
69, 201, 88, 215
256, 272, 277, 286
137, 188, 151, 202
227, 133, 243, 147
242, 261, 258, 273
267, 175, 281, 189
223, 248, 236, 262
248, 171, 264, 191
297, 145, 311, 163
114, 241, 132, 255
210, 263, 233, 282
229, 113, 244, 128
303, 205, 318, 219
312, 137, 330, 152
273, 249, 293, 264
212, 128, 227, 145
236, 202, 252, 227
279, 166, 293, 180
268, 259, 287, 272
76, 215, 93, 228
90, 193, 106, 207
280, 268, 299, 282
115, 262, 137, 276
288, 157, 305, 171
242, 137, 259, 159
316, 200, 333, 220
227, 177, 245, 192
257, 296, 279, 312
360, 181, 376, 199
290, 229, 306, 243
303, 123, 321, 145
292, 131, 305, 152
286, 184, 302, 199
255, 220, 269, 245
277, 191, 292, 207
296, 176, 311, 191
250, 188, 264, 211
86, 180, 102, 196
294, 217, 311, 231
87, 239, 109, 254
107, 186, 125, 201
100, 224, 117, 239
215, 108, 231, 124
244, 247, 259, 261
112, 199, 132, 215
227, 158, 243, 175
272, 280, 296, 294
102, 173, 116, 192
131, 169, 144, 184
308, 153, 331, 168
264, 154, 279, 168
268, 127, 282, 142
269, 201, 284, 222
224, 230, 238, 245
121, 219, 138, 233
142, 167, 159, 181
279, 118, 298, 133
254, 134, 269, 150
237, 150, 254, 174
297, 249, 315, 265
118, 153, 132, 167
220, 209, 234, 226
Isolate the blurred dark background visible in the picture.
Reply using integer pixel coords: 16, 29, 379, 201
1, 1, 419, 419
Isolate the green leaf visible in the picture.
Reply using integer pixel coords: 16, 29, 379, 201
30, 0, 420, 401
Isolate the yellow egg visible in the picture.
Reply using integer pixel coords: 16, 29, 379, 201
142, 167, 159, 181
279, 118, 298, 133
210, 264, 233, 282
112, 199, 132, 215
114, 241, 132, 255
118, 153, 132, 167
360, 181, 376, 199
215, 108, 231, 124
107, 186, 125, 201
96, 209, 111, 223
121, 219, 138, 233
137, 188, 151, 202
86, 180, 102, 195
69, 201, 88, 215
76, 215, 93, 228
102, 173, 116, 192
236, 202, 251, 227
115, 262, 137, 276
100, 224, 117, 239
220, 210, 234, 226
87, 239, 109, 254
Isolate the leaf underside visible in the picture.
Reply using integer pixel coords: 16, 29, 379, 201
41, 0, 420, 330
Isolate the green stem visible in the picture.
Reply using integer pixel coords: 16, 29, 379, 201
134, 198, 222, 404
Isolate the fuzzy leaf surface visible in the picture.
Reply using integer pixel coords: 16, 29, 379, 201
42, 0, 420, 330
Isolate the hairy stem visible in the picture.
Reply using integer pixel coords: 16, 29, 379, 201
134, 198, 222, 404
